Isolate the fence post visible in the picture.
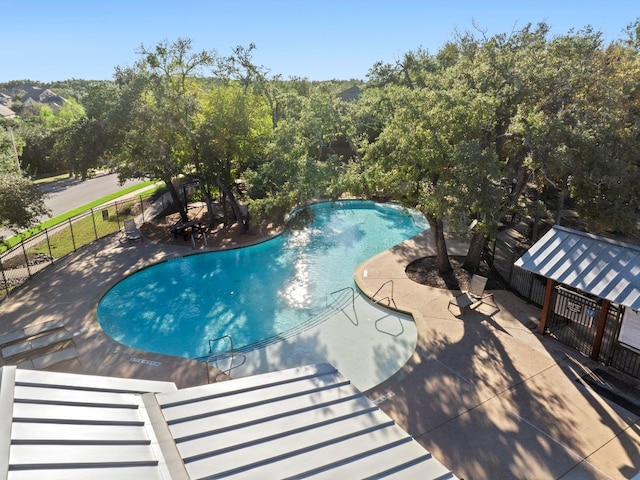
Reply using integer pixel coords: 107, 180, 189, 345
91, 207, 99, 241
0, 260, 8, 297
44, 229, 54, 266
591, 299, 611, 361
20, 239, 32, 278
538, 278, 556, 335
115, 201, 121, 230
140, 195, 145, 224
68, 218, 77, 252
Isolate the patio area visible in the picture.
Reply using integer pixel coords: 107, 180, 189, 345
0, 228, 639, 479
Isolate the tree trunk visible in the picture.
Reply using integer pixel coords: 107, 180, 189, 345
427, 216, 452, 274
463, 230, 486, 271
202, 186, 218, 229
165, 178, 188, 222
555, 181, 568, 226
215, 173, 245, 229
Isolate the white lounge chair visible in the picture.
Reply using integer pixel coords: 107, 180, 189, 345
447, 274, 495, 315
122, 219, 143, 243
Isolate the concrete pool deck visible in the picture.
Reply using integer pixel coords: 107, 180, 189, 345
1, 229, 640, 478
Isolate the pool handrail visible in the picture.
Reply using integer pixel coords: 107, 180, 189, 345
205, 334, 247, 382
326, 286, 355, 310
372, 280, 395, 306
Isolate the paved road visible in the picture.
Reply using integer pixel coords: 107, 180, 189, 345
1, 173, 145, 241
37, 172, 145, 219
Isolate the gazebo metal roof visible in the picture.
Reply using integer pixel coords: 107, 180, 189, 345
514, 226, 640, 310
0, 363, 456, 479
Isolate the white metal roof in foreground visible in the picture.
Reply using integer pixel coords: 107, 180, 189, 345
514, 226, 640, 310
0, 363, 456, 479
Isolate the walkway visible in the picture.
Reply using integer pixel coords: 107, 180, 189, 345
0, 229, 639, 479
356, 230, 640, 479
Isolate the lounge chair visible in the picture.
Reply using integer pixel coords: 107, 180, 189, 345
122, 218, 143, 243
447, 274, 495, 315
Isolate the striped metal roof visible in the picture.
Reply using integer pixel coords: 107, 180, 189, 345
0, 367, 180, 480
514, 226, 640, 309
0, 363, 456, 479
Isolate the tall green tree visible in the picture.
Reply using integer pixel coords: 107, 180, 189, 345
0, 122, 48, 233
52, 81, 123, 179
110, 38, 217, 222
244, 87, 345, 225
513, 28, 640, 235
189, 82, 271, 229
353, 82, 500, 273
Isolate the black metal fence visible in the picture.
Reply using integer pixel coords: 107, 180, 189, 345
485, 234, 546, 307
488, 231, 640, 379
0, 191, 170, 301
547, 286, 609, 357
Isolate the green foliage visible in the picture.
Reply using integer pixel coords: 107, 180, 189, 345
4, 21, 640, 246
0, 169, 48, 232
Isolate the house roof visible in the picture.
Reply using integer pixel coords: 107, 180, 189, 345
0, 104, 15, 119
0, 363, 456, 479
514, 226, 640, 310
336, 85, 362, 102
20, 86, 65, 107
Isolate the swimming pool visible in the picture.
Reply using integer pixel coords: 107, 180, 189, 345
98, 200, 427, 359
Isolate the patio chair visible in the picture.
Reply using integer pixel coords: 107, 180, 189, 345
122, 219, 143, 243
447, 274, 495, 315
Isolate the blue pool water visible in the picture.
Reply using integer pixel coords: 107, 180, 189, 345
97, 201, 427, 359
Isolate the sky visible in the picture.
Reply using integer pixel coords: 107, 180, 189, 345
2, 0, 639, 83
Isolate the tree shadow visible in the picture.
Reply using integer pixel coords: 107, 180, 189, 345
356, 228, 640, 478
367, 296, 640, 479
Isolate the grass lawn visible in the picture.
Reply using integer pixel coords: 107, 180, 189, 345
1, 179, 158, 252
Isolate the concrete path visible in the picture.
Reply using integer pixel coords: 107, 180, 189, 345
356, 230, 640, 480
1, 228, 639, 479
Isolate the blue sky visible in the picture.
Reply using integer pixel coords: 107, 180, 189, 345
2, 0, 638, 83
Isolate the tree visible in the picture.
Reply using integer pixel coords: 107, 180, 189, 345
444, 24, 552, 266
511, 28, 640, 235
353, 82, 500, 274
0, 123, 48, 233
51, 81, 123, 179
189, 82, 271, 229
243, 86, 346, 225
109, 38, 218, 222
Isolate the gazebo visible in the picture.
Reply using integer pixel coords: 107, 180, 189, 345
515, 226, 640, 376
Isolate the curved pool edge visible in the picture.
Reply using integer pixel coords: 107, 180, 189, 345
97, 200, 424, 360
354, 228, 474, 394
86, 225, 289, 368
91, 201, 427, 391
82, 224, 285, 379
353, 232, 430, 393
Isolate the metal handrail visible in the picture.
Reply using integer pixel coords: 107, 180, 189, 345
372, 280, 394, 304
205, 334, 247, 383
372, 295, 398, 310
209, 334, 234, 355
205, 351, 247, 383
326, 286, 355, 309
